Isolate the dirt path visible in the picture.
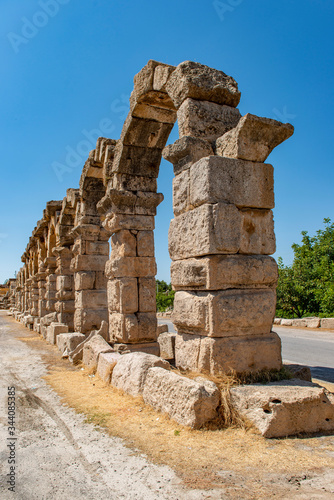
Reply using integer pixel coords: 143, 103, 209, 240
1, 311, 334, 499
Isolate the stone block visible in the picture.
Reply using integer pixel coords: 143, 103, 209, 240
281, 319, 292, 326
74, 271, 96, 291
104, 212, 155, 233
111, 230, 137, 257
305, 317, 320, 328
291, 318, 308, 328
229, 379, 334, 438
165, 61, 241, 108
74, 308, 108, 334
163, 136, 213, 175
46, 322, 69, 344
56, 275, 72, 291
177, 98, 241, 142
107, 278, 138, 314
170, 255, 278, 291
169, 203, 241, 260
273, 318, 282, 325
57, 332, 86, 354
189, 156, 274, 211
55, 300, 75, 313
138, 277, 156, 312
175, 331, 282, 375
113, 342, 160, 357
111, 352, 170, 396
173, 289, 276, 337
85, 241, 109, 255
120, 113, 174, 149
96, 352, 122, 383
82, 334, 113, 369
109, 312, 157, 343
71, 255, 108, 272
105, 256, 156, 279
112, 142, 162, 178
172, 170, 190, 216
143, 368, 219, 429
108, 173, 157, 193
157, 332, 176, 360
321, 318, 334, 329
240, 209, 276, 255
216, 113, 294, 162
137, 231, 155, 257
157, 323, 169, 335
153, 63, 176, 92
75, 290, 107, 309
285, 364, 312, 382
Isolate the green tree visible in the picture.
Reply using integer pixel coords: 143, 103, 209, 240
156, 279, 175, 312
276, 218, 334, 317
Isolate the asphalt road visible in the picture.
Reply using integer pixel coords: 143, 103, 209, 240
158, 320, 334, 383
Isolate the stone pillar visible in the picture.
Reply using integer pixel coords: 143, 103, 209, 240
54, 246, 75, 330
45, 257, 57, 312
71, 158, 109, 335
161, 62, 294, 375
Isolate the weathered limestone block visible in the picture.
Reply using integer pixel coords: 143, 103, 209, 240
74, 308, 108, 334
157, 331, 176, 360
273, 318, 281, 325
177, 98, 241, 142
46, 322, 69, 344
189, 156, 274, 211
171, 255, 278, 291
305, 317, 320, 328
162, 136, 213, 175
175, 332, 282, 375
75, 290, 107, 309
131, 60, 175, 106
229, 379, 334, 438
168, 203, 275, 260
172, 169, 190, 216
105, 256, 157, 279
57, 332, 86, 354
108, 278, 138, 313
82, 334, 113, 369
215, 113, 294, 162
165, 61, 241, 108
111, 352, 170, 396
138, 277, 156, 312
137, 231, 155, 257
71, 255, 107, 272
291, 318, 308, 328
281, 319, 292, 326
120, 113, 174, 149
173, 289, 276, 337
285, 364, 312, 382
321, 318, 334, 329
143, 368, 219, 428
113, 342, 160, 356
240, 209, 276, 255
108, 173, 157, 193
110, 230, 136, 257
109, 312, 157, 343
157, 323, 169, 335
96, 352, 122, 383
101, 188, 163, 216
111, 142, 163, 178
104, 213, 154, 234
74, 271, 96, 290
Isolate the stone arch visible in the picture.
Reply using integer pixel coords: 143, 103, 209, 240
96, 59, 293, 373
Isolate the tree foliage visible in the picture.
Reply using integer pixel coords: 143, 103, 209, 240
276, 218, 334, 317
156, 279, 175, 312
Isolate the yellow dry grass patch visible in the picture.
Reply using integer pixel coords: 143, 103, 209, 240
44, 366, 334, 489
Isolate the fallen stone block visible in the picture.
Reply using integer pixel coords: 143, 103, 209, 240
177, 98, 241, 142
97, 352, 122, 383
291, 318, 308, 328
273, 318, 281, 325
229, 379, 334, 438
40, 312, 58, 327
175, 332, 282, 375
280, 319, 293, 326
111, 352, 170, 396
285, 364, 312, 382
33, 318, 41, 333
158, 332, 176, 360
173, 289, 276, 337
143, 368, 219, 428
46, 323, 69, 344
113, 342, 160, 357
215, 113, 294, 162
165, 60, 241, 108
157, 324, 169, 335
68, 331, 97, 364
82, 334, 113, 369
321, 318, 334, 329
171, 255, 278, 291
57, 332, 86, 354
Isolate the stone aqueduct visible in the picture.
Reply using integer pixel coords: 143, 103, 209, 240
11, 60, 294, 375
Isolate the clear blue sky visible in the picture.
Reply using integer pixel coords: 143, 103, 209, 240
1, 0, 333, 283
